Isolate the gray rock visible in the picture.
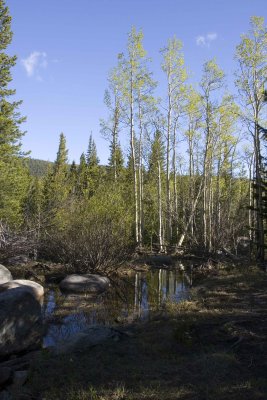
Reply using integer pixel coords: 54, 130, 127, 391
0, 288, 43, 359
12, 371, 28, 387
0, 367, 12, 387
0, 266, 12, 285
56, 326, 121, 354
59, 274, 110, 294
0, 280, 44, 302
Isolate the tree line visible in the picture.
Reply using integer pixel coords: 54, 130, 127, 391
0, 0, 266, 266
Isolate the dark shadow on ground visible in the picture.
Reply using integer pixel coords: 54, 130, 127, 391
25, 265, 267, 400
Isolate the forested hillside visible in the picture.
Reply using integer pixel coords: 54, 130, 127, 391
27, 158, 54, 177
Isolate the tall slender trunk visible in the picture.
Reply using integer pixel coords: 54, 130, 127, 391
178, 178, 204, 247
158, 161, 163, 252
203, 146, 208, 249
188, 128, 195, 238
166, 72, 172, 243
112, 99, 120, 182
215, 158, 221, 247
172, 119, 178, 240
203, 107, 212, 251
208, 175, 213, 252
248, 152, 254, 241
130, 69, 139, 246
138, 100, 144, 247
254, 121, 264, 261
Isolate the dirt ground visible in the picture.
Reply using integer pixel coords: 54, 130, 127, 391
18, 264, 267, 399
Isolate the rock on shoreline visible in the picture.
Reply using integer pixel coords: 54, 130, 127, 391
59, 274, 110, 294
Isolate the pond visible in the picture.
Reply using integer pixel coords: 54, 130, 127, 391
43, 266, 192, 347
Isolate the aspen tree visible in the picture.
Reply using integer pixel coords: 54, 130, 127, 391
161, 37, 188, 243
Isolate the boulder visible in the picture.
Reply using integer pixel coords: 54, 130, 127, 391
0, 280, 44, 302
59, 274, 110, 294
0, 266, 12, 285
56, 326, 121, 354
0, 288, 43, 358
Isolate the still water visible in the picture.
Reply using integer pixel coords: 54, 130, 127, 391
43, 267, 191, 347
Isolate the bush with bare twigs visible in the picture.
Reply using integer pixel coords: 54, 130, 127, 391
40, 214, 133, 274
0, 221, 37, 263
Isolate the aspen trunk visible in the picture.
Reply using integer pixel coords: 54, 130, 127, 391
188, 130, 195, 238
248, 153, 254, 241
254, 122, 264, 261
138, 100, 144, 248
166, 74, 172, 243
158, 161, 163, 252
112, 99, 120, 182
172, 120, 178, 240
178, 178, 204, 247
130, 71, 139, 246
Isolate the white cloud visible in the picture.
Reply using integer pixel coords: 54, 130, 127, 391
21, 51, 47, 77
196, 32, 218, 47
196, 35, 206, 46
207, 33, 217, 41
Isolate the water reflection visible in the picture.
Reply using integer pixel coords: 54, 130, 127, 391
43, 267, 190, 347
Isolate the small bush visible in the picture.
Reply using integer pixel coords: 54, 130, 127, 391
0, 221, 36, 263
41, 213, 133, 274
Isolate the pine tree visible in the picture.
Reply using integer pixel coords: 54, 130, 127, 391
108, 140, 124, 181
43, 133, 69, 226
0, 0, 29, 225
24, 177, 44, 257
86, 134, 99, 167
77, 152, 88, 196
68, 160, 77, 194
54, 132, 68, 174
86, 134, 100, 196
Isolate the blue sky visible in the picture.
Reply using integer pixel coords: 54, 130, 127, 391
7, 0, 267, 163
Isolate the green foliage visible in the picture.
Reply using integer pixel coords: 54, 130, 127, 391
54, 132, 68, 174
86, 134, 99, 167
0, 0, 29, 226
148, 130, 165, 177
42, 133, 70, 229
108, 142, 124, 180
1, 12, 259, 258
0, 158, 29, 225
235, 16, 267, 260
41, 181, 133, 272
27, 158, 54, 177
76, 152, 88, 196
161, 36, 188, 87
